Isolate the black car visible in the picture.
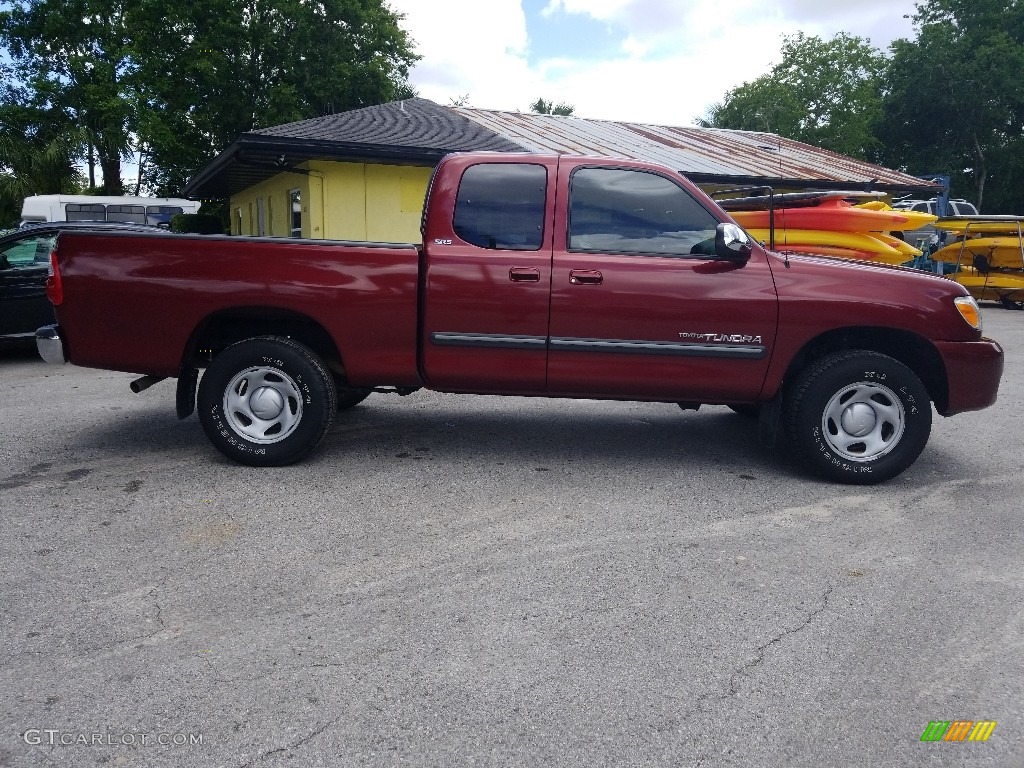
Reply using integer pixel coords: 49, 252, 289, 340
0, 221, 161, 348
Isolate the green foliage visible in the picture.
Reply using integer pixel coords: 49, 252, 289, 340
530, 98, 575, 116
879, 0, 1024, 212
130, 0, 419, 195
0, 0, 137, 194
170, 213, 226, 235
704, 8, 1024, 214
0, 0, 419, 198
0, 66, 85, 225
702, 32, 886, 161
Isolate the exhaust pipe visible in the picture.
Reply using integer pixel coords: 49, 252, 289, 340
130, 375, 166, 393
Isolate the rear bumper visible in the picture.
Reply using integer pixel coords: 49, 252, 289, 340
935, 337, 1004, 415
36, 324, 67, 365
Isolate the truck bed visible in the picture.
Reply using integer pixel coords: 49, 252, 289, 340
54, 230, 422, 382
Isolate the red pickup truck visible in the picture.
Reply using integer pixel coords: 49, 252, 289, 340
36, 152, 1003, 483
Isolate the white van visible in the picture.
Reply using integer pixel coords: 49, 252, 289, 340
892, 198, 979, 249
20, 195, 200, 227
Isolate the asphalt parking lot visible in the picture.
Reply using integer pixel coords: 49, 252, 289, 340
1, 309, 1021, 768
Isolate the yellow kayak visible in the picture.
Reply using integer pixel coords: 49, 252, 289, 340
854, 201, 938, 231
771, 244, 909, 265
951, 268, 1024, 304
935, 216, 1024, 235
747, 228, 904, 258
932, 237, 1024, 269
870, 233, 923, 258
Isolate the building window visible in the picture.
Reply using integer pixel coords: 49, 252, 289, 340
257, 198, 266, 236
267, 196, 274, 236
289, 189, 302, 238
248, 203, 254, 235
234, 208, 242, 235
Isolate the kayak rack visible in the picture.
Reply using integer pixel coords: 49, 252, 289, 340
938, 215, 1024, 309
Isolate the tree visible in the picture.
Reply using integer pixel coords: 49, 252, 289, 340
701, 33, 887, 161
0, 68, 84, 225
0, 0, 138, 194
129, 0, 419, 195
878, 0, 1024, 212
530, 98, 574, 116
0, 0, 419, 196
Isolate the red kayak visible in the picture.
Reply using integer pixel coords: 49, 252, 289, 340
731, 200, 909, 232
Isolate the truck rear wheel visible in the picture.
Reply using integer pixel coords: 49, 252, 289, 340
783, 351, 931, 484
197, 337, 336, 466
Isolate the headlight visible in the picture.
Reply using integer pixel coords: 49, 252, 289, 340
954, 295, 982, 332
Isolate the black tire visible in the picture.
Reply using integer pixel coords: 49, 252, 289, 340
728, 404, 760, 418
197, 336, 336, 466
783, 351, 931, 484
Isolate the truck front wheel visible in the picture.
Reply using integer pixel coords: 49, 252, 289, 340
783, 351, 931, 484
197, 337, 336, 466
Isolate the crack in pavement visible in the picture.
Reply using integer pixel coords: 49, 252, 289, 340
236, 717, 342, 767
728, 584, 834, 695
677, 583, 836, 760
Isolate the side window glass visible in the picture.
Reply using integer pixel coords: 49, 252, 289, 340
453, 163, 546, 250
66, 203, 106, 221
146, 205, 183, 226
0, 235, 56, 268
106, 204, 146, 224
568, 167, 718, 256
911, 202, 928, 213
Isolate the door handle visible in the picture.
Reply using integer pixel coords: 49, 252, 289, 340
569, 269, 603, 285
509, 267, 540, 282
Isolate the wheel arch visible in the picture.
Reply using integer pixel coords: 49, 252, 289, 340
183, 307, 345, 375
775, 327, 949, 412
175, 307, 348, 419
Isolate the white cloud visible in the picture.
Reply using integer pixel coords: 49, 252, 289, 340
388, 0, 540, 109
388, 0, 918, 124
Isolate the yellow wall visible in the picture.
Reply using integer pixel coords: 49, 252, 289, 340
231, 174, 303, 237
229, 161, 432, 243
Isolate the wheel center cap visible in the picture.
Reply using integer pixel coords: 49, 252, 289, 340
249, 386, 284, 420
841, 402, 876, 437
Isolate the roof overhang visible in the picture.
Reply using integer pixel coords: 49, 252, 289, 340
686, 172, 942, 195
184, 134, 448, 200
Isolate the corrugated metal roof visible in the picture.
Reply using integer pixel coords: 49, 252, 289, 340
186, 99, 939, 198
454, 108, 934, 191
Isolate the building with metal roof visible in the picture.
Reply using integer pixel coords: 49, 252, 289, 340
185, 98, 937, 241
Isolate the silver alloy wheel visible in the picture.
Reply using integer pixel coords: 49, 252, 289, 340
222, 365, 303, 444
822, 381, 905, 462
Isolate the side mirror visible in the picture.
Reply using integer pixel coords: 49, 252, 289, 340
715, 223, 752, 262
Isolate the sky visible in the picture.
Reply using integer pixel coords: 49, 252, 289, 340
386, 0, 921, 126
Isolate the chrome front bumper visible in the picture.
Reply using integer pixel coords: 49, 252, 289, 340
36, 324, 67, 365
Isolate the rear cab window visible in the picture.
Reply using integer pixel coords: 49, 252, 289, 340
452, 163, 547, 250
